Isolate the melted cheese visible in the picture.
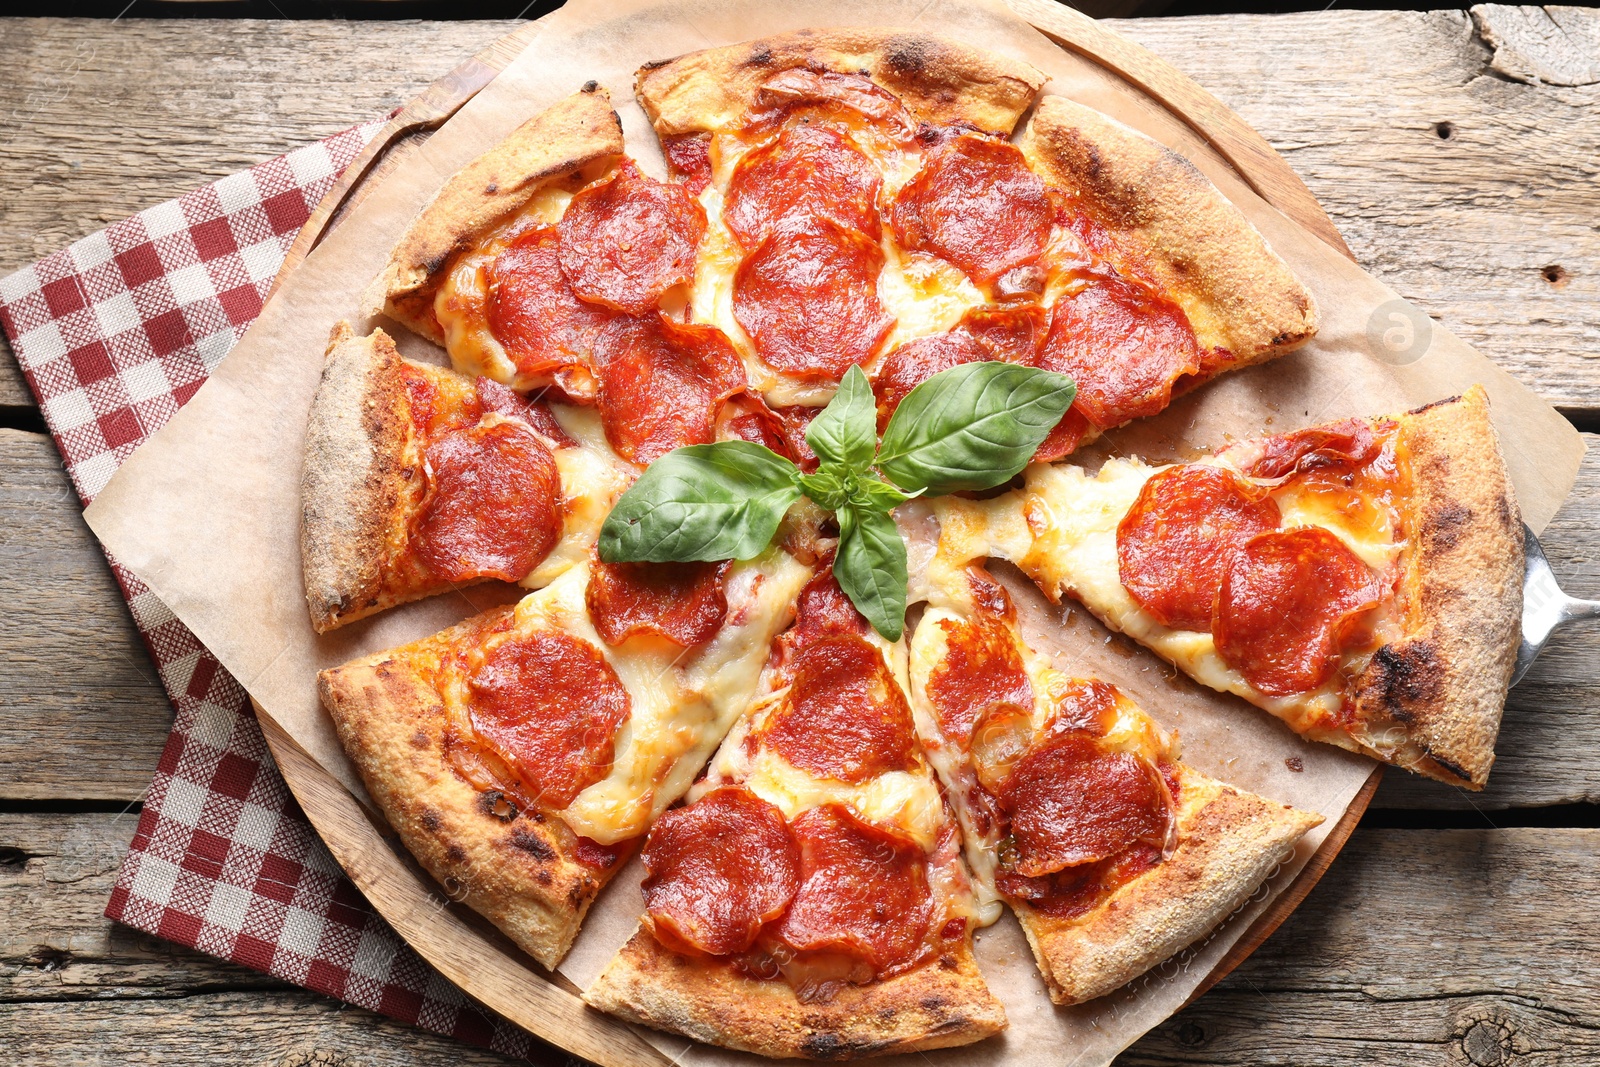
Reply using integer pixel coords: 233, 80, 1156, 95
454, 550, 811, 844
519, 405, 634, 590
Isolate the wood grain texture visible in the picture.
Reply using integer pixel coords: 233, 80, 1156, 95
0, 429, 172, 800
7, 813, 1596, 1066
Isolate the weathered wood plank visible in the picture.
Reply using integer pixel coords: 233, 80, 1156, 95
1125, 827, 1600, 1064
3, 993, 523, 1066
7, 813, 1595, 1065
1114, 7, 1600, 413
0, 13, 1595, 412
0, 429, 172, 800
0, 813, 284, 1000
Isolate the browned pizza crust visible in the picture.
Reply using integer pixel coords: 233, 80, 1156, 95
1012, 764, 1320, 1006
636, 29, 1045, 139
300, 323, 435, 633
1021, 94, 1317, 370
368, 85, 625, 345
1340, 385, 1523, 788
585, 925, 1006, 1059
319, 608, 628, 969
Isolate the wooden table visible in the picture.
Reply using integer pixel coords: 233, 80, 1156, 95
2, 8, 1596, 1064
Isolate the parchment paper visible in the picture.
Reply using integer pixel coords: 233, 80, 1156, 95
83, 0, 1585, 1063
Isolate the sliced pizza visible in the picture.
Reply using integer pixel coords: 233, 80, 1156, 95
299, 323, 633, 632
637, 36, 1313, 455
636, 31, 1047, 410
951, 386, 1523, 788
585, 570, 1007, 1057
906, 550, 1321, 1005
318, 549, 812, 966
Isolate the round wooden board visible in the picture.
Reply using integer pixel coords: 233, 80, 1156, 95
260, 4, 1386, 1061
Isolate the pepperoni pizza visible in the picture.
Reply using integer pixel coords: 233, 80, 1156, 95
587, 572, 1008, 1057
296, 25, 1526, 1061
906, 556, 1319, 1005
962, 386, 1522, 789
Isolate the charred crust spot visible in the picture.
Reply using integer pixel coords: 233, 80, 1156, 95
408, 728, 430, 750
920, 995, 948, 1012
509, 826, 556, 861
445, 844, 467, 864
884, 36, 935, 80
536, 869, 553, 886
639, 57, 671, 72
582, 79, 599, 93
1407, 393, 1463, 417
1423, 750, 1473, 783
484, 181, 498, 194
800, 1033, 848, 1059
476, 791, 518, 822
421, 250, 450, 277
746, 46, 773, 68
419, 807, 443, 832
1364, 641, 1444, 718
938, 954, 959, 970
1424, 499, 1472, 553
567, 883, 586, 908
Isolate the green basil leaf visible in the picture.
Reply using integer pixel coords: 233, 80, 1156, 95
805, 365, 878, 471
875, 361, 1076, 496
798, 467, 851, 511
834, 502, 908, 641
599, 441, 803, 563
853, 471, 919, 512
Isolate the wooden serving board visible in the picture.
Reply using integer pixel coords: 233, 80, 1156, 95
258, 4, 1385, 1062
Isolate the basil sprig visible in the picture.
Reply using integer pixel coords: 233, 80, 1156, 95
599, 361, 1075, 640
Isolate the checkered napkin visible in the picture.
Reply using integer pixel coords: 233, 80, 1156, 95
0, 121, 550, 1061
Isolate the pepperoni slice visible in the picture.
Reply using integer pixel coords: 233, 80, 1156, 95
725, 123, 883, 248
749, 69, 916, 139
1033, 407, 1091, 463
776, 805, 932, 974
1244, 418, 1380, 481
466, 629, 631, 810
1043, 679, 1119, 736
732, 217, 894, 382
996, 842, 1162, 919
594, 314, 747, 463
586, 558, 731, 647
416, 420, 562, 583
792, 570, 868, 644
642, 787, 800, 957
763, 634, 918, 783
1214, 527, 1386, 697
927, 612, 1032, 749
999, 734, 1172, 876
1038, 277, 1202, 430
486, 227, 615, 381
661, 133, 713, 196
886, 135, 1053, 285
557, 159, 707, 315
474, 377, 576, 449
1117, 465, 1282, 632
872, 304, 1045, 427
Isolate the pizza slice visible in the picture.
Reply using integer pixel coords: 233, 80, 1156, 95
955, 386, 1523, 788
585, 570, 1007, 1058
906, 551, 1321, 1005
300, 323, 632, 632
636, 31, 1048, 408
317, 548, 812, 966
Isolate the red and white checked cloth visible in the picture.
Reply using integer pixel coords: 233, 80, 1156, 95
0, 120, 553, 1061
